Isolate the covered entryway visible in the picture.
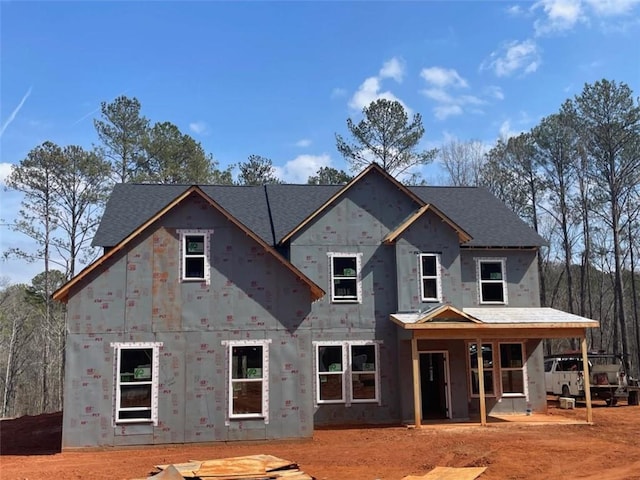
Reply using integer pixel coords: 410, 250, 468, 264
420, 351, 450, 419
393, 305, 599, 427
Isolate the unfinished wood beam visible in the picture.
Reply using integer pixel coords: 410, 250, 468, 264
581, 336, 593, 424
476, 340, 487, 426
412, 336, 421, 428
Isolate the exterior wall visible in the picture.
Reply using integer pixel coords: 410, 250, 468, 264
289, 170, 420, 426
395, 209, 462, 312
460, 249, 541, 307
62, 194, 314, 448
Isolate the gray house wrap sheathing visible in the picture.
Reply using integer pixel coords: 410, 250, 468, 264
54, 163, 598, 448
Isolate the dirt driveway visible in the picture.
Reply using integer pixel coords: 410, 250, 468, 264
2, 401, 640, 480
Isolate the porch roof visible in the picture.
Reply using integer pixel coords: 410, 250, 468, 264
390, 306, 599, 339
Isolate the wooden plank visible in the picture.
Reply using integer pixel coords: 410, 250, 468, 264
403, 466, 487, 479
581, 337, 593, 424
412, 336, 421, 428
476, 340, 487, 427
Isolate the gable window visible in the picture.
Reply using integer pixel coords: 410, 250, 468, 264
112, 342, 162, 425
500, 343, 525, 396
419, 253, 442, 302
329, 253, 362, 303
476, 258, 507, 304
469, 343, 495, 397
314, 341, 380, 405
178, 229, 213, 283
224, 339, 271, 421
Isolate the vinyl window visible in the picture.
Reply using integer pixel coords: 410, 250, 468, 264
499, 343, 525, 396
178, 229, 213, 283
419, 253, 442, 302
315, 341, 380, 405
329, 253, 362, 303
112, 342, 162, 425
225, 340, 271, 421
476, 258, 507, 304
469, 342, 495, 397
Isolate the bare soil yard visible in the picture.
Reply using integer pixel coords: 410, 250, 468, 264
2, 401, 640, 480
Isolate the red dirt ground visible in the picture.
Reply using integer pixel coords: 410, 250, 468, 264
2, 401, 640, 480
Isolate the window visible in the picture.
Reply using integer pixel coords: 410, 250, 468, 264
499, 343, 525, 395
329, 253, 362, 303
476, 258, 507, 304
112, 342, 162, 425
224, 340, 271, 420
419, 253, 442, 302
469, 343, 495, 396
315, 341, 380, 405
178, 229, 213, 283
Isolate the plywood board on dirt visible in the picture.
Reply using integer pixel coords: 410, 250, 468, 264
402, 466, 487, 480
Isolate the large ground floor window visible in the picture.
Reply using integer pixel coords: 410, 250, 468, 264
223, 339, 271, 422
314, 340, 381, 406
111, 341, 162, 425
468, 341, 526, 398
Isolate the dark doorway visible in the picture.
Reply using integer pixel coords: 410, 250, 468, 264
420, 352, 448, 419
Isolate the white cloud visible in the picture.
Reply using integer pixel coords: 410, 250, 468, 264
533, 0, 585, 35
484, 85, 505, 100
434, 105, 464, 120
507, 4, 524, 15
420, 67, 468, 88
189, 121, 208, 135
274, 154, 332, 183
481, 39, 542, 77
379, 57, 406, 83
422, 88, 455, 104
295, 139, 312, 148
584, 0, 640, 17
0, 87, 32, 138
348, 76, 406, 112
0, 162, 14, 185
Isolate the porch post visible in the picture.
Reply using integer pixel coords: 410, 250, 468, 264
411, 335, 421, 428
476, 340, 487, 426
580, 336, 593, 423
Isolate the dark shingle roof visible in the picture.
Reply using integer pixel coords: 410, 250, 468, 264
93, 182, 546, 249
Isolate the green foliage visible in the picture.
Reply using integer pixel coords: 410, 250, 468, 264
307, 166, 352, 185
94, 96, 149, 183
335, 99, 437, 179
236, 155, 281, 185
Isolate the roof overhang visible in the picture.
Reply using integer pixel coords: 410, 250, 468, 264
390, 307, 599, 339
53, 186, 325, 303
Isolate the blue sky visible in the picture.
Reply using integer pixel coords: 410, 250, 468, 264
1, 0, 639, 285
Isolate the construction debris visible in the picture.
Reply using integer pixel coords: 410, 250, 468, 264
401, 466, 487, 480
146, 454, 314, 480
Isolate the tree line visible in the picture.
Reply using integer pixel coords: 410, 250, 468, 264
1, 79, 638, 418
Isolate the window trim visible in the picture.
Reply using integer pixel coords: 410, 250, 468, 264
313, 340, 381, 406
222, 339, 271, 423
328, 253, 363, 304
111, 341, 162, 426
475, 257, 508, 305
418, 253, 442, 302
499, 342, 527, 397
178, 229, 214, 284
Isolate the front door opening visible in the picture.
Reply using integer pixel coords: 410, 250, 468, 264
420, 352, 449, 420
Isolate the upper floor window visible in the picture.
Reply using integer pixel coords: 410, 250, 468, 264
329, 253, 362, 303
314, 340, 380, 405
178, 229, 213, 283
476, 258, 507, 304
111, 342, 162, 425
419, 253, 442, 302
223, 339, 271, 422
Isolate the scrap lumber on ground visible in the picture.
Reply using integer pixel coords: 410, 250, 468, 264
402, 466, 487, 480
146, 454, 314, 480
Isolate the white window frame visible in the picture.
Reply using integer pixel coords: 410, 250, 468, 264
111, 341, 162, 426
498, 342, 527, 397
419, 253, 442, 302
222, 339, 271, 423
178, 229, 214, 284
313, 340, 381, 406
328, 252, 363, 303
467, 342, 496, 398
475, 257, 508, 305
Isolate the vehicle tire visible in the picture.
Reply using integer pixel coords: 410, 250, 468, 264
606, 397, 617, 407
561, 385, 570, 397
